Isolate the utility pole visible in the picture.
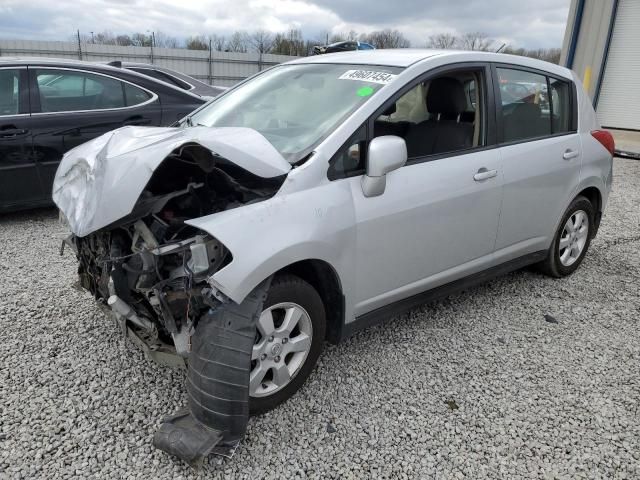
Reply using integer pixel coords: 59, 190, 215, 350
90, 31, 94, 43
208, 38, 213, 85
76, 30, 82, 60
148, 30, 155, 64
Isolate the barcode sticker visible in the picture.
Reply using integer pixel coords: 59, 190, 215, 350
338, 70, 397, 84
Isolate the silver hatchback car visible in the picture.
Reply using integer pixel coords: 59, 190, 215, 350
54, 50, 614, 462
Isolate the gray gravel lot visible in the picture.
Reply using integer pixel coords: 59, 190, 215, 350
1, 158, 639, 479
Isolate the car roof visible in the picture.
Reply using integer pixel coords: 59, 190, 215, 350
0, 56, 146, 77
285, 49, 573, 79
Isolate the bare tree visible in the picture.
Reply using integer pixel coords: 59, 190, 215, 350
154, 31, 180, 48
186, 35, 208, 50
115, 34, 133, 46
210, 34, 226, 51
503, 46, 562, 64
227, 31, 248, 52
131, 33, 152, 47
360, 29, 410, 49
248, 30, 274, 54
458, 32, 492, 51
427, 33, 457, 49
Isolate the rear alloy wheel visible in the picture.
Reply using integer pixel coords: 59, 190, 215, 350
538, 195, 594, 277
249, 275, 325, 415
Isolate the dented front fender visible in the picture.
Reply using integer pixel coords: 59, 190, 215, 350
186, 180, 356, 305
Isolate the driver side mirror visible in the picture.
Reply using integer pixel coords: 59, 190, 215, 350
361, 135, 407, 197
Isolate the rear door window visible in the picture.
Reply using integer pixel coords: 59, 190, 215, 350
0, 69, 21, 115
497, 68, 550, 142
35, 69, 150, 113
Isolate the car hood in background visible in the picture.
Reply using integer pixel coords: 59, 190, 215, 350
52, 126, 291, 237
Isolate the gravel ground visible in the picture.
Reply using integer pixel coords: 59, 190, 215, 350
1, 158, 639, 479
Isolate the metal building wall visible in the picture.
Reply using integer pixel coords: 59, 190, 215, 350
0, 39, 298, 87
560, 0, 617, 101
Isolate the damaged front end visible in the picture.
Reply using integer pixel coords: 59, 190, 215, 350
55, 126, 290, 465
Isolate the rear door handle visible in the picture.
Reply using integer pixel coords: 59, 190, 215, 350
563, 149, 579, 160
0, 128, 29, 138
473, 168, 498, 181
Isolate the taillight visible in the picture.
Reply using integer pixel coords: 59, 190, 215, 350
591, 129, 615, 156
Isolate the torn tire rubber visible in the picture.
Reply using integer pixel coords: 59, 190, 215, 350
153, 278, 271, 467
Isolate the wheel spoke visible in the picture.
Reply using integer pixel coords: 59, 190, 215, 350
249, 364, 268, 392
559, 236, 570, 250
257, 309, 275, 337
251, 343, 262, 361
560, 248, 571, 264
272, 364, 291, 387
577, 226, 589, 240
565, 218, 575, 233
287, 333, 311, 353
280, 306, 304, 335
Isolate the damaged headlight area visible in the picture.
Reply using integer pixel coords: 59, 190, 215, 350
70, 142, 283, 354
75, 222, 229, 357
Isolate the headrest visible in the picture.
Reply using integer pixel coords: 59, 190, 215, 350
511, 102, 542, 121
427, 77, 467, 115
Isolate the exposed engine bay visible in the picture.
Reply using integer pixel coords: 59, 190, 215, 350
69, 143, 284, 357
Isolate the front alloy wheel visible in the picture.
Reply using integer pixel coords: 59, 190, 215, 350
250, 302, 313, 397
249, 275, 326, 415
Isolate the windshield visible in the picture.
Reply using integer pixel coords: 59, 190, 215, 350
188, 63, 403, 162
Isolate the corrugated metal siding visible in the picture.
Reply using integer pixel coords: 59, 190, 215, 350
597, 0, 640, 130
0, 39, 298, 87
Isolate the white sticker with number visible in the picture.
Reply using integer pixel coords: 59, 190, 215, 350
338, 70, 397, 84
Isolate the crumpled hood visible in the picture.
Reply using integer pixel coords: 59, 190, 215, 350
52, 126, 291, 237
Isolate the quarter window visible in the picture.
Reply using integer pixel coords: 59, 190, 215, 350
36, 69, 150, 113
0, 69, 21, 115
549, 78, 571, 134
328, 125, 367, 180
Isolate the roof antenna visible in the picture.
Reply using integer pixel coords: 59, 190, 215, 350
495, 43, 506, 53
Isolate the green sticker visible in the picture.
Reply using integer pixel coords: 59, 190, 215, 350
357, 85, 375, 97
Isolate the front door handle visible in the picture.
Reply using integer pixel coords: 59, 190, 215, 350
473, 168, 498, 181
563, 149, 579, 160
0, 128, 29, 138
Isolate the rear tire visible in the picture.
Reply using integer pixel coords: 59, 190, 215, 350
249, 274, 326, 415
537, 195, 594, 278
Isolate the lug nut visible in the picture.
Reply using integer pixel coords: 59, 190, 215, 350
260, 354, 267, 360
268, 336, 274, 342
282, 338, 288, 344
274, 355, 281, 362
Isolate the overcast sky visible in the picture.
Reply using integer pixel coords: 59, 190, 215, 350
0, 0, 570, 49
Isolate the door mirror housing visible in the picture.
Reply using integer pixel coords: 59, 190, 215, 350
361, 135, 407, 197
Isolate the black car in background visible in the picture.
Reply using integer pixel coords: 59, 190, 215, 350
0, 58, 206, 212
107, 61, 227, 99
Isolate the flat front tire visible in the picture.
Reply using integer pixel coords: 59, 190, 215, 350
249, 274, 326, 415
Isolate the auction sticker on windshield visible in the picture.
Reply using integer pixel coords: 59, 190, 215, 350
339, 70, 397, 84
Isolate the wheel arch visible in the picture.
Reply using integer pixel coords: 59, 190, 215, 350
576, 185, 603, 235
276, 259, 345, 344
